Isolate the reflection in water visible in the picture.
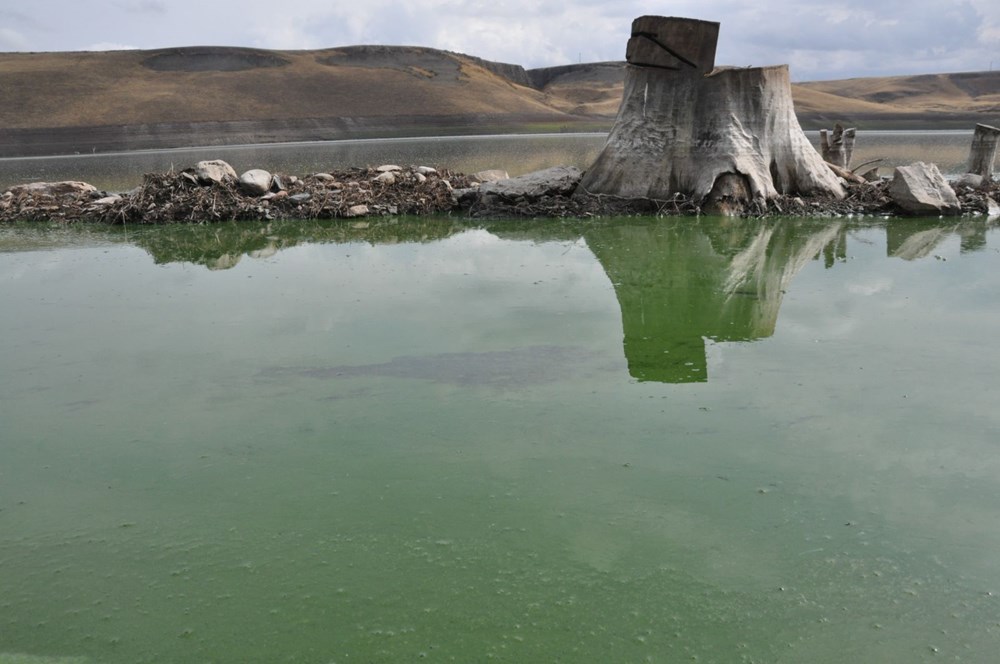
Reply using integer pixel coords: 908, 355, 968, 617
886, 219, 989, 259
585, 220, 847, 382
2, 216, 989, 384
128, 216, 475, 269
2, 216, 1000, 663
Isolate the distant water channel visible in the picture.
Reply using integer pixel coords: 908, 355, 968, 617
0, 130, 977, 192
3, 216, 1000, 662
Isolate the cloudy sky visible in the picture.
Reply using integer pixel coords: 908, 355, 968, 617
1, 0, 998, 81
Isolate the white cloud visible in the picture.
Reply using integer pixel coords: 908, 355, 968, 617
84, 42, 139, 51
0, 27, 29, 50
3, 0, 999, 79
115, 0, 167, 13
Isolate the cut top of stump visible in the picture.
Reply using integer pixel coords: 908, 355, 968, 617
626, 16, 719, 74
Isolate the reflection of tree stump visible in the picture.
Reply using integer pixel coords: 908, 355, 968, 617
584, 219, 846, 383
577, 16, 844, 214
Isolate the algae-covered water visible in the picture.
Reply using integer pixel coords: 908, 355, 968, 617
2, 216, 1000, 663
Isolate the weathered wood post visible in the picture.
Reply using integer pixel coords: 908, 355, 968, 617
966, 123, 1000, 180
577, 16, 844, 214
820, 124, 856, 169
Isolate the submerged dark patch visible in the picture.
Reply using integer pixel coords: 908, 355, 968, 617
142, 47, 291, 72
262, 345, 588, 388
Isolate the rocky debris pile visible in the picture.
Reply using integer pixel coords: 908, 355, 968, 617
761, 163, 1000, 219
465, 171, 700, 218
0, 160, 473, 224
2, 158, 999, 223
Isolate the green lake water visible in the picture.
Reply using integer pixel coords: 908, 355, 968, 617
2, 216, 1000, 663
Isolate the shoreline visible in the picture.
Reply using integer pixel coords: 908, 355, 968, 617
0, 113, 990, 161
0, 116, 613, 160
2, 159, 999, 223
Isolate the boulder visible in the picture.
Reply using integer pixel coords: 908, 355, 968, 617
346, 204, 369, 217
954, 173, 984, 189
239, 169, 273, 195
7, 181, 97, 197
479, 166, 583, 200
193, 160, 237, 185
374, 171, 396, 185
888, 162, 960, 216
474, 169, 510, 183
416, 166, 438, 175
376, 164, 401, 172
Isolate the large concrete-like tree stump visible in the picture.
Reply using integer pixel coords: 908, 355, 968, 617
577, 16, 844, 213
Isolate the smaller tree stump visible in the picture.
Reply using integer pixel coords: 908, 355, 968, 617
820, 124, 856, 170
967, 123, 1000, 180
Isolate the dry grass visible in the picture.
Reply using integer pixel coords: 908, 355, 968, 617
1, 45, 998, 141
797, 71, 1000, 114
0, 46, 569, 129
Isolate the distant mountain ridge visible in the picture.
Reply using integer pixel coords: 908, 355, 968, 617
1, 45, 997, 157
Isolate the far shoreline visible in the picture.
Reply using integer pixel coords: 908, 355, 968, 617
0, 112, 990, 161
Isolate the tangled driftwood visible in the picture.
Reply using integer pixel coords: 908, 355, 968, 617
0, 165, 472, 224
2, 159, 999, 224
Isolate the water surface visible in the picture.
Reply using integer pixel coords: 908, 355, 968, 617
0, 130, 976, 192
2, 217, 1000, 663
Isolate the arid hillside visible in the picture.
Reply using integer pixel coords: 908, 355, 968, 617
1, 45, 998, 157
0, 45, 606, 156
530, 63, 1000, 129
1, 45, 572, 128
794, 71, 1000, 128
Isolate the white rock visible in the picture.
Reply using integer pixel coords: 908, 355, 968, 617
416, 166, 438, 175
239, 169, 273, 196
414, 172, 427, 183
954, 173, 984, 189
376, 164, 401, 173
375, 172, 396, 184
479, 166, 584, 199
474, 169, 510, 183
8, 181, 97, 197
193, 160, 237, 185
888, 162, 960, 216
91, 195, 122, 206
346, 204, 369, 217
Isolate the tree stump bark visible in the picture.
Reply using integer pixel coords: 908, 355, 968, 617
966, 123, 1000, 180
577, 16, 844, 214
